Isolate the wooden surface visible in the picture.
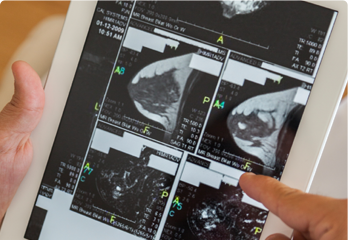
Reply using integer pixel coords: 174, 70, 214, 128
0, 1, 70, 78
0, 1, 346, 99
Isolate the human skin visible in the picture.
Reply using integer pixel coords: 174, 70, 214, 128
239, 173, 347, 240
0, 61, 44, 226
0, 62, 347, 240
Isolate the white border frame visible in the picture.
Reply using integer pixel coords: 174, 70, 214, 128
0, 1, 98, 239
262, 1, 347, 239
0, 1, 346, 240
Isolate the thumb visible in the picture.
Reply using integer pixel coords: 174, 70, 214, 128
0, 61, 45, 137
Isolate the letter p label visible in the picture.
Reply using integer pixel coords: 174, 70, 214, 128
161, 190, 169, 199
254, 227, 262, 235
203, 96, 210, 104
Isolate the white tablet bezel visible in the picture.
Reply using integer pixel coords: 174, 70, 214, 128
0, 1, 346, 240
0, 1, 98, 239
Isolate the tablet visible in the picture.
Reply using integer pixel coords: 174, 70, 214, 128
0, 1, 347, 240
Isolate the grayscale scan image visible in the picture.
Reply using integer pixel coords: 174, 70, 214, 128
220, 0, 268, 19
161, 159, 268, 240
24, 1, 337, 240
128, 53, 200, 137
187, 193, 267, 240
101, 40, 221, 152
198, 57, 306, 178
227, 88, 299, 167
96, 151, 171, 220
70, 137, 179, 239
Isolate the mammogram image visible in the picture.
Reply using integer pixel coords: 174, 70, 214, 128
220, 0, 267, 19
128, 54, 200, 135
227, 88, 300, 168
95, 149, 173, 222
187, 187, 267, 240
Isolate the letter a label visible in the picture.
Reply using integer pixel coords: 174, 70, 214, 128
217, 36, 224, 44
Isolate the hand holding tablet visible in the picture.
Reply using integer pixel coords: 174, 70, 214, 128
0, 61, 44, 226
0, 77, 346, 239
0, 1, 347, 240
0, 66, 347, 237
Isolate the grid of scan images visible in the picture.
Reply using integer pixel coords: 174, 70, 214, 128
73, 5, 324, 238
24, 1, 337, 240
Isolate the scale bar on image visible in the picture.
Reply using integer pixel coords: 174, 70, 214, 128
181, 162, 222, 189
294, 87, 310, 105
91, 128, 141, 157
123, 27, 179, 53
222, 59, 282, 86
189, 54, 222, 76
222, 176, 238, 187
154, 28, 219, 53
209, 161, 245, 180
261, 62, 314, 84
148, 155, 178, 176
91, 128, 182, 158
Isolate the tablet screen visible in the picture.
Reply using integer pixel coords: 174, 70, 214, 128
24, 1, 337, 240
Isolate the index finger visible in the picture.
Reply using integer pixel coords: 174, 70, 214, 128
239, 173, 345, 238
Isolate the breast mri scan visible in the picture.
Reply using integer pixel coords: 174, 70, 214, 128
128, 54, 200, 140
220, 0, 267, 19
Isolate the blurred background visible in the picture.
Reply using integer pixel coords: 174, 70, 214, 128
0, 1, 70, 79
0, 0, 348, 198
0, 0, 348, 98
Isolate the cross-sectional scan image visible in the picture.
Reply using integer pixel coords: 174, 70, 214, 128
128, 53, 201, 137
71, 138, 180, 239
227, 88, 300, 168
188, 195, 234, 240
150, 1, 273, 50
99, 30, 222, 152
96, 150, 172, 221
187, 193, 267, 240
149, 1, 334, 73
24, 1, 338, 240
198, 57, 308, 178
161, 177, 268, 240
220, 0, 268, 19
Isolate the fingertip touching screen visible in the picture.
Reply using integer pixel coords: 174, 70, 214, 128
24, 1, 337, 240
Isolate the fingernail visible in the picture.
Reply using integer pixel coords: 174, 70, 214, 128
266, 235, 277, 240
244, 172, 255, 176
266, 234, 290, 240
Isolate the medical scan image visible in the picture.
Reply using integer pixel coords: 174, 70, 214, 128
187, 194, 239, 240
220, 0, 268, 19
23, 1, 337, 239
95, 149, 173, 222
128, 54, 200, 134
227, 88, 299, 167
161, 179, 268, 240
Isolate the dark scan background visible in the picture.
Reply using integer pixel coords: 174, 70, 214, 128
150, 1, 334, 73
71, 146, 176, 237
162, 177, 268, 240
199, 76, 306, 178
103, 42, 219, 147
